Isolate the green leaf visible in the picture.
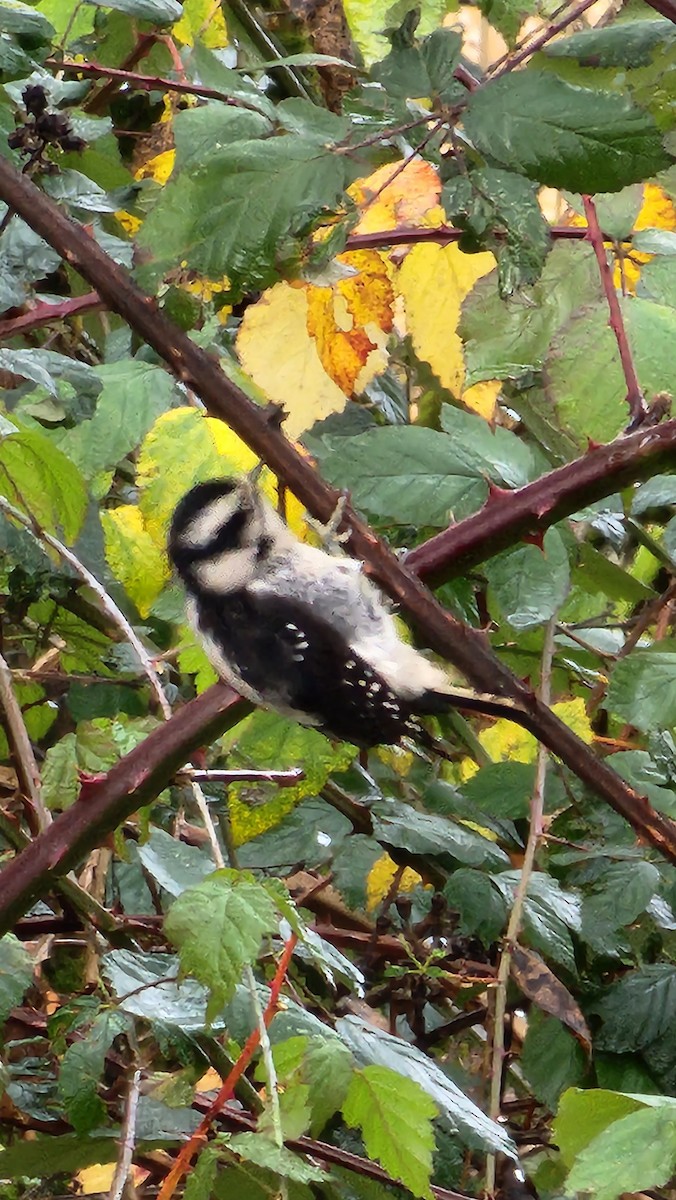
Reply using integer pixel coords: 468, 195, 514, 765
485, 527, 570, 630
521, 1011, 587, 1110
371, 798, 509, 869
0, 0, 54, 40
227, 1132, 329, 1183
337, 1016, 517, 1156
553, 1087, 647, 1167
173, 103, 272, 171
83, 0, 181, 22
58, 1008, 129, 1133
139, 137, 354, 295
370, 11, 430, 100
460, 761, 535, 820
343, 1065, 437, 1199
420, 27, 464, 105
57, 360, 180, 480
594, 964, 676, 1055
443, 869, 507, 944
316, 426, 488, 526
462, 239, 602, 386
0, 934, 33, 1023
164, 870, 279, 1018
0, 429, 87, 542
0, 1135, 120, 1177
580, 861, 660, 952
438, 404, 541, 487
476, 0, 539, 45
270, 1035, 354, 1137
492, 871, 580, 973
606, 643, 676, 731
443, 167, 550, 294
185, 1147, 220, 1200
547, 297, 676, 445
610, 750, 676, 817
632, 474, 676, 515
103, 948, 213, 1027
41, 733, 79, 811
544, 18, 676, 69
137, 827, 213, 897
463, 71, 670, 193
212, 1162, 314, 1200
567, 1105, 676, 1200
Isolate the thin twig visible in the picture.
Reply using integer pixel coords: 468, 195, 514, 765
489, 0, 600, 78
582, 194, 647, 427
108, 1068, 142, 1200
245, 962, 283, 1146
0, 651, 51, 832
485, 618, 555, 1195
47, 57, 277, 120
181, 768, 305, 786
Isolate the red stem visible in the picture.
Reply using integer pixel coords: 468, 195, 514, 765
0, 292, 103, 337
582, 194, 646, 426
47, 57, 275, 118
158, 932, 298, 1200
345, 225, 587, 251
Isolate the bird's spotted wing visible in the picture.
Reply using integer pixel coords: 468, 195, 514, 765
194, 588, 428, 747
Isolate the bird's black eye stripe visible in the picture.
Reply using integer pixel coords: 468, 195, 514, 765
183, 507, 250, 561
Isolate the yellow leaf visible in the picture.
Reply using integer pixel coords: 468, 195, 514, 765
134, 149, 176, 184
77, 1164, 148, 1193
101, 505, 169, 617
306, 250, 394, 394
366, 853, 423, 910
115, 210, 141, 236
552, 697, 593, 745
396, 243, 498, 410
173, 0, 227, 46
460, 696, 593, 778
77, 1165, 116, 1192
348, 161, 444, 234
462, 379, 502, 419
137, 408, 257, 542
237, 283, 349, 436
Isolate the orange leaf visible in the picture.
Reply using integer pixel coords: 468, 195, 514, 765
306, 250, 394, 394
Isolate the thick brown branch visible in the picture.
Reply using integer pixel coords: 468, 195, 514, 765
406, 422, 676, 585
0, 684, 247, 935
642, 0, 676, 19
0, 159, 675, 879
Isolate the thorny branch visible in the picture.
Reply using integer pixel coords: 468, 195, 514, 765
0, 155, 675, 933
405, 422, 676, 585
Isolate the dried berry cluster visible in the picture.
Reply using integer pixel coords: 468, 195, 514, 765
8, 84, 86, 165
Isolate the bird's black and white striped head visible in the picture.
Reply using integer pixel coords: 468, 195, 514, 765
168, 476, 287, 595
